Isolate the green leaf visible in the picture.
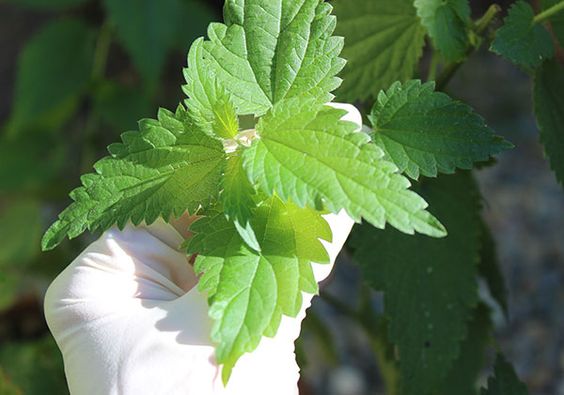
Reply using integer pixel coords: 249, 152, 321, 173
103, 0, 186, 83
41, 106, 225, 250
7, 18, 96, 134
369, 80, 512, 180
243, 98, 447, 238
481, 354, 529, 395
478, 221, 508, 313
186, 197, 331, 382
183, 0, 345, 116
436, 304, 492, 395
221, 155, 260, 251
212, 96, 239, 140
332, 0, 426, 102
350, 172, 481, 395
490, 1, 554, 72
5, 0, 87, 10
542, 0, 564, 46
534, 59, 564, 186
414, 0, 471, 62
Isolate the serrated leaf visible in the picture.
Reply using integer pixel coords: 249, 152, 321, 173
243, 98, 446, 238
481, 354, 529, 395
436, 304, 492, 395
534, 59, 564, 186
369, 80, 512, 180
183, 0, 345, 117
103, 0, 187, 83
415, 0, 471, 62
478, 221, 508, 313
7, 18, 95, 134
490, 1, 554, 71
42, 107, 225, 250
186, 197, 331, 382
350, 172, 481, 395
542, 0, 564, 46
332, 0, 426, 102
212, 94, 239, 139
221, 155, 260, 251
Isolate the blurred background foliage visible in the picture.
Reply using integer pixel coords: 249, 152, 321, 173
0, 0, 219, 393
0, 0, 562, 394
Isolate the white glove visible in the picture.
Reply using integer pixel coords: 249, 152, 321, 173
44, 103, 362, 395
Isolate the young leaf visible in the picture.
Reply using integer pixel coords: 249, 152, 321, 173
350, 172, 482, 395
212, 94, 239, 139
490, 1, 554, 72
414, 0, 471, 62
436, 304, 493, 395
534, 59, 564, 186
369, 80, 512, 180
186, 197, 331, 382
221, 155, 260, 251
8, 18, 95, 134
332, 0, 426, 102
184, 0, 345, 116
242, 98, 447, 238
41, 107, 225, 250
481, 354, 529, 395
103, 0, 186, 83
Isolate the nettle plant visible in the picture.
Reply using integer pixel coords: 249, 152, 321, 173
41, 0, 564, 393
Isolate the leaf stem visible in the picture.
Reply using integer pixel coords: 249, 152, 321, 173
436, 4, 501, 91
534, 0, 564, 24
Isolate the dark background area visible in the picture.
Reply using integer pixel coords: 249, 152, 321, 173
0, 0, 562, 394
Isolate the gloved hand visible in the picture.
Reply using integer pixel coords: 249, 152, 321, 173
44, 103, 362, 395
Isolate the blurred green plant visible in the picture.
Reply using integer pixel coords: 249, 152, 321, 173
1, 0, 562, 394
0, 0, 215, 392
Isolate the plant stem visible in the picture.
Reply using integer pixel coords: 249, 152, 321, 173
475, 3, 502, 34
534, 0, 564, 24
436, 4, 501, 91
